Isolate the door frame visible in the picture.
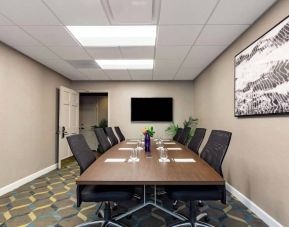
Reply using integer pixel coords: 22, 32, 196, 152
77, 90, 110, 127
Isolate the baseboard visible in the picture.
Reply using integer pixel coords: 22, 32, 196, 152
0, 164, 57, 196
226, 183, 283, 227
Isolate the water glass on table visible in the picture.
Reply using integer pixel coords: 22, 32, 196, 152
130, 148, 138, 162
160, 148, 168, 161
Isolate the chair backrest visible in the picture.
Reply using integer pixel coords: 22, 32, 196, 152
104, 127, 119, 146
114, 126, 125, 141
177, 127, 191, 145
187, 128, 206, 154
94, 128, 112, 152
67, 134, 96, 174
200, 130, 232, 176
173, 128, 183, 141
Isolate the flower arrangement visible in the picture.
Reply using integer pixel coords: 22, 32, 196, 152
142, 126, 155, 137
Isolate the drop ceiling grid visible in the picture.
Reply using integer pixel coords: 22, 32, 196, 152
0, 0, 277, 80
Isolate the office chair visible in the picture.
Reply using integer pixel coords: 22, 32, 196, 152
177, 127, 191, 145
187, 128, 207, 154
94, 128, 112, 152
166, 130, 232, 227
173, 128, 183, 141
104, 127, 119, 146
67, 134, 134, 227
114, 126, 125, 142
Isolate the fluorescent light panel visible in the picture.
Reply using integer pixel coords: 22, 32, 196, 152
67, 26, 156, 47
95, 59, 153, 69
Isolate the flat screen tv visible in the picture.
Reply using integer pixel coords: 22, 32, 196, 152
131, 98, 173, 122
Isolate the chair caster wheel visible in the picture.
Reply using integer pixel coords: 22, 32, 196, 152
126, 214, 132, 219
172, 204, 178, 210
112, 205, 118, 211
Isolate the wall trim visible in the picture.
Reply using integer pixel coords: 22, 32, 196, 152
226, 183, 283, 227
0, 164, 57, 196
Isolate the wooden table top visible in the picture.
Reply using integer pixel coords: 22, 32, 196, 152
77, 140, 224, 186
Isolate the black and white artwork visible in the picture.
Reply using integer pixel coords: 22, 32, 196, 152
235, 16, 289, 116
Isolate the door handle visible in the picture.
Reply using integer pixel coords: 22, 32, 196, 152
61, 126, 68, 138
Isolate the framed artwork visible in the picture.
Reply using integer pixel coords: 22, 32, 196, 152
234, 16, 289, 117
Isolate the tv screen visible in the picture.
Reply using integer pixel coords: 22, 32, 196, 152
131, 98, 173, 122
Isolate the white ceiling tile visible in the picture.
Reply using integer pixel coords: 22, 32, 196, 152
48, 46, 91, 60
157, 25, 202, 45
153, 71, 175, 80
154, 59, 181, 70
208, 0, 276, 25
155, 45, 190, 63
120, 47, 154, 59
182, 45, 226, 68
85, 47, 122, 59
104, 70, 131, 80
0, 14, 14, 25
0, 26, 41, 46
43, 0, 109, 25
196, 25, 249, 45
129, 70, 153, 80
175, 67, 203, 80
153, 60, 180, 80
22, 26, 79, 46
78, 68, 109, 80
159, 0, 218, 25
0, 0, 61, 25
15, 46, 59, 60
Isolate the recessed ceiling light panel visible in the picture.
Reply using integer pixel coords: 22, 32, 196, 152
67, 26, 156, 47
95, 59, 154, 69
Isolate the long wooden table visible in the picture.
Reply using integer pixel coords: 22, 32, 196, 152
76, 139, 224, 226
77, 140, 224, 186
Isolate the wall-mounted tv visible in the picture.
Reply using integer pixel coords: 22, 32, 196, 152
131, 98, 173, 122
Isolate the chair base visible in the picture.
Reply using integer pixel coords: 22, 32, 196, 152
77, 220, 124, 227
170, 220, 214, 227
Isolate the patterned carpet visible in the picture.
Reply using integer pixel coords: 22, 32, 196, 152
0, 157, 267, 227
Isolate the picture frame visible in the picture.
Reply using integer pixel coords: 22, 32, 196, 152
234, 16, 289, 117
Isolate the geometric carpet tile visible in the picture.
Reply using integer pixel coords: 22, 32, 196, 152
0, 157, 268, 227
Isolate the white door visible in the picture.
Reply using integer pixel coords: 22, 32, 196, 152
58, 86, 79, 168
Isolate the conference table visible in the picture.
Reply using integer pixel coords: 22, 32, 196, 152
77, 139, 224, 224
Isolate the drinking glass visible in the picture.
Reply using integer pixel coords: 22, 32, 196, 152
160, 148, 168, 161
130, 148, 138, 161
158, 140, 164, 149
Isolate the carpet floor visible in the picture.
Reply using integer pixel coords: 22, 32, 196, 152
0, 158, 267, 227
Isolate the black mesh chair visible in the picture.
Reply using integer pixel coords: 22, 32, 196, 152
94, 128, 112, 152
177, 127, 191, 145
104, 127, 119, 146
67, 134, 134, 227
187, 128, 207, 154
173, 128, 183, 141
166, 130, 232, 227
114, 126, 125, 142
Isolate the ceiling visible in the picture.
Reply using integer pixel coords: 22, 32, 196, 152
0, 0, 276, 81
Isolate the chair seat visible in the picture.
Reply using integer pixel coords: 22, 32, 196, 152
166, 185, 225, 202
81, 185, 134, 202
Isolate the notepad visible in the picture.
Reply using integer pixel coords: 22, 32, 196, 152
164, 142, 176, 145
105, 158, 126, 163
128, 158, 140, 162
119, 148, 134, 151
173, 158, 195, 163
158, 159, 170, 163
126, 142, 137, 145
167, 147, 182, 150
156, 147, 164, 150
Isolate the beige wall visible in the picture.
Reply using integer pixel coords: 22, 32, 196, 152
0, 42, 70, 188
193, 0, 289, 225
72, 81, 194, 139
